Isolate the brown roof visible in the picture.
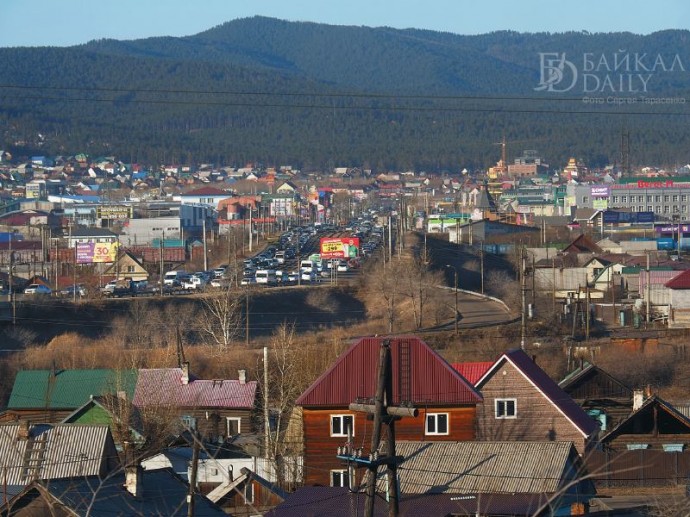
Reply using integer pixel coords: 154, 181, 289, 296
562, 234, 602, 254
476, 349, 598, 438
296, 336, 482, 407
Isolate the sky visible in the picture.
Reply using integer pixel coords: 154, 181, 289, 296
2, 0, 689, 47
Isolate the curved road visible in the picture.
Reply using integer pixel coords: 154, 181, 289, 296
430, 286, 516, 331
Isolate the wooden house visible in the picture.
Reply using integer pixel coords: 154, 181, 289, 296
295, 336, 482, 487
600, 395, 690, 451
474, 349, 599, 454
102, 250, 148, 282
0, 368, 138, 424
132, 365, 257, 443
0, 422, 120, 499
559, 361, 634, 433
666, 269, 690, 328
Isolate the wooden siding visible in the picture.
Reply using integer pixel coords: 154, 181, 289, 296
0, 408, 73, 424
179, 408, 253, 440
302, 406, 476, 486
477, 362, 589, 454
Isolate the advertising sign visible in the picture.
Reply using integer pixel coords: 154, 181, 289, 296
76, 241, 119, 264
319, 237, 360, 259
592, 199, 609, 210
590, 185, 610, 197
603, 211, 654, 224
96, 205, 133, 220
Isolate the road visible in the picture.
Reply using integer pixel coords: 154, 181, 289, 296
430, 286, 516, 331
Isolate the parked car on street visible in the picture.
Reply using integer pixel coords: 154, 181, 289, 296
60, 284, 87, 297
24, 284, 52, 295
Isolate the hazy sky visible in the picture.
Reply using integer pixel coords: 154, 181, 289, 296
2, 0, 689, 47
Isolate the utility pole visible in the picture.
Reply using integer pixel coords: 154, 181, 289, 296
202, 217, 208, 271
520, 248, 527, 350
646, 251, 651, 324
159, 232, 164, 296
263, 346, 270, 459
340, 340, 418, 517
480, 242, 484, 294
245, 286, 250, 346
187, 430, 200, 517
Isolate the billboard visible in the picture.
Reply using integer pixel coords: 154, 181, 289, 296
97, 205, 133, 220
320, 237, 360, 259
590, 185, 611, 197
603, 211, 654, 224
76, 241, 119, 264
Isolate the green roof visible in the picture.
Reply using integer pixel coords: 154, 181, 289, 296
7, 369, 138, 410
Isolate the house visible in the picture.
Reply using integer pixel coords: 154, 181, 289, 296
60, 395, 146, 451
600, 395, 690, 451
179, 186, 234, 209
132, 366, 258, 443
0, 422, 120, 498
1, 369, 138, 424
665, 269, 690, 328
295, 336, 482, 486
65, 227, 118, 248
1, 467, 225, 516
268, 440, 596, 517
559, 361, 634, 433
474, 349, 599, 454
562, 234, 602, 255
451, 361, 493, 385
391, 441, 594, 514
102, 250, 148, 282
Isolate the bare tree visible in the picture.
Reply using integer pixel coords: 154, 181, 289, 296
198, 285, 244, 352
399, 253, 443, 329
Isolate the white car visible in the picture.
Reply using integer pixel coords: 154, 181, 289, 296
337, 261, 349, 272
24, 284, 52, 295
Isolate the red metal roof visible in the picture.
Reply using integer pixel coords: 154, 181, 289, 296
451, 361, 493, 385
133, 368, 257, 409
665, 269, 690, 289
296, 336, 482, 407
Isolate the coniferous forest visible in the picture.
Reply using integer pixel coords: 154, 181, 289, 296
1, 17, 690, 170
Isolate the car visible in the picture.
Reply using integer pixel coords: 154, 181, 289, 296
60, 284, 87, 297
301, 271, 320, 283
24, 284, 52, 295
240, 277, 256, 286
337, 261, 349, 272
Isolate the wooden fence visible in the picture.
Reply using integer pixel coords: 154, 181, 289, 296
587, 449, 690, 487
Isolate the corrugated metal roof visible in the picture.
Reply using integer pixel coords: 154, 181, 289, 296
296, 336, 482, 407
33, 468, 225, 516
392, 441, 575, 495
133, 368, 257, 409
7, 369, 138, 410
639, 270, 683, 290
666, 269, 690, 289
0, 423, 115, 487
476, 349, 599, 437
451, 361, 493, 385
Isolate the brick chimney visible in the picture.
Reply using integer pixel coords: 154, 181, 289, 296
17, 419, 30, 441
181, 361, 190, 385
238, 369, 246, 385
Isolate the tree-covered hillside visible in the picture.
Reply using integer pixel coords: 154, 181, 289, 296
1, 17, 689, 170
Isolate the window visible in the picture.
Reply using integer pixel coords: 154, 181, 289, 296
612, 196, 619, 203
646, 195, 652, 202
656, 195, 662, 202
495, 399, 517, 419
665, 195, 670, 202
181, 415, 197, 430
330, 415, 354, 437
682, 195, 687, 202
331, 470, 349, 488
425, 413, 449, 435
582, 196, 589, 204
226, 417, 241, 436
673, 195, 679, 202
621, 196, 627, 203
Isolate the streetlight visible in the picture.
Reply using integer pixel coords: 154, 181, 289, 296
445, 264, 459, 336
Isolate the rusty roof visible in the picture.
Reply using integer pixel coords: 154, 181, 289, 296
296, 336, 481, 407
133, 368, 257, 409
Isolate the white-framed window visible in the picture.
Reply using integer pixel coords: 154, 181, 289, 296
330, 414, 354, 437
331, 469, 349, 488
425, 413, 449, 435
226, 417, 241, 436
495, 398, 517, 419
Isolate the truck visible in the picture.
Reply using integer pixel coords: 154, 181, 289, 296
163, 270, 187, 287
182, 274, 208, 290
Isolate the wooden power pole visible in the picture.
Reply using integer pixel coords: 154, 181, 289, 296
338, 340, 418, 517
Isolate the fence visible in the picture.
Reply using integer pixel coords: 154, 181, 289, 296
587, 449, 690, 488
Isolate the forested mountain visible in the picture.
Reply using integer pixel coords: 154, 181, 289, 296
1, 17, 689, 170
